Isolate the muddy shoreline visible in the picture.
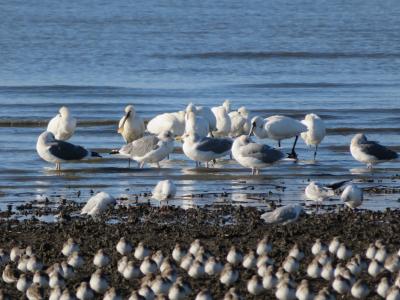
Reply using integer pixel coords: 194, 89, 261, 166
0, 205, 399, 299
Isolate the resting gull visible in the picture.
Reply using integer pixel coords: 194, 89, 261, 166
118, 105, 145, 143
249, 115, 307, 159
112, 131, 174, 168
261, 204, 304, 225
47, 106, 76, 141
300, 113, 326, 159
81, 192, 116, 216
36, 131, 101, 170
182, 133, 232, 167
152, 180, 176, 201
231, 135, 284, 175
350, 133, 398, 168
341, 184, 363, 209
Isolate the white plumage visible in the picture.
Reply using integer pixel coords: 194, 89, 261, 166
300, 113, 326, 159
229, 106, 250, 137
341, 184, 363, 209
47, 106, 76, 141
211, 100, 231, 137
185, 111, 210, 137
304, 181, 335, 203
152, 180, 176, 201
81, 192, 116, 216
118, 105, 145, 143
147, 111, 186, 137
261, 204, 304, 225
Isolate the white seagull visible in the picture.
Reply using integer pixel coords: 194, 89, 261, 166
152, 180, 176, 201
300, 113, 326, 159
147, 111, 186, 137
341, 184, 363, 209
250, 115, 307, 159
182, 133, 232, 167
36, 131, 101, 170
47, 106, 77, 141
305, 180, 349, 209
350, 133, 398, 168
261, 204, 304, 225
81, 192, 116, 216
231, 135, 284, 175
118, 105, 145, 143
229, 106, 250, 137
112, 131, 174, 168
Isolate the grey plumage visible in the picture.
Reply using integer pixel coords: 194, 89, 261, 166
241, 143, 284, 164
196, 137, 232, 154
358, 139, 398, 160
261, 204, 304, 224
128, 135, 160, 157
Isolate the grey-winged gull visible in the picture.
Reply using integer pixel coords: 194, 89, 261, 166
249, 115, 307, 159
232, 135, 284, 175
47, 106, 76, 141
36, 131, 101, 170
111, 131, 174, 168
182, 133, 232, 167
118, 105, 145, 143
341, 184, 363, 209
261, 204, 304, 225
350, 133, 398, 168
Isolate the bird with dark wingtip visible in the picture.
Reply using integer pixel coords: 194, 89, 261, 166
350, 133, 398, 168
36, 131, 101, 170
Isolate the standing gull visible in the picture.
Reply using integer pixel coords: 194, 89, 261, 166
118, 105, 145, 143
261, 204, 304, 225
232, 135, 284, 175
111, 131, 174, 168
36, 131, 101, 170
305, 180, 349, 209
47, 106, 77, 141
341, 184, 363, 209
249, 115, 307, 159
300, 113, 326, 159
350, 133, 398, 168
152, 180, 176, 201
182, 133, 232, 167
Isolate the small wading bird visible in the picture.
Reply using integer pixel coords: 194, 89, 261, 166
36, 131, 101, 170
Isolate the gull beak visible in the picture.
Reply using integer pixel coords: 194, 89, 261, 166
118, 111, 131, 133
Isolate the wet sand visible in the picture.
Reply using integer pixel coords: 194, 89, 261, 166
0, 203, 399, 299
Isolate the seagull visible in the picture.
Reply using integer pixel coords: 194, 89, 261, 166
350, 133, 398, 168
305, 180, 349, 209
249, 115, 307, 159
341, 184, 363, 209
260, 204, 304, 225
152, 180, 176, 201
118, 105, 145, 143
231, 135, 284, 175
111, 131, 174, 168
211, 100, 231, 137
47, 106, 77, 141
81, 192, 116, 216
36, 131, 101, 170
147, 111, 186, 137
229, 106, 250, 137
182, 133, 232, 167
300, 113, 326, 159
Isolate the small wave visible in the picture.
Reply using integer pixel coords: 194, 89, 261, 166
154, 51, 400, 60
328, 127, 400, 134
233, 82, 394, 88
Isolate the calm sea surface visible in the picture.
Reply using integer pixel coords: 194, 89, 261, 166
0, 0, 400, 212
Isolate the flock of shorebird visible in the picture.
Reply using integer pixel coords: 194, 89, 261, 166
2, 236, 400, 299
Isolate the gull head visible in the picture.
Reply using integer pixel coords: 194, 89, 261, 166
351, 133, 367, 145
59, 106, 70, 118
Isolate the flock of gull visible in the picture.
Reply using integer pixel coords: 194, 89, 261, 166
2, 236, 400, 299
35, 101, 398, 219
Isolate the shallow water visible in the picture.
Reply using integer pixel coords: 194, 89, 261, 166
0, 0, 399, 211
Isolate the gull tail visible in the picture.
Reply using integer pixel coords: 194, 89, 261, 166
326, 180, 350, 190
91, 151, 102, 158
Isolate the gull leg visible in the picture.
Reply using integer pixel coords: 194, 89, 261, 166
140, 162, 145, 169
288, 136, 299, 159
206, 161, 209, 168
157, 162, 160, 168
251, 168, 255, 175
278, 140, 281, 148
128, 158, 131, 168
